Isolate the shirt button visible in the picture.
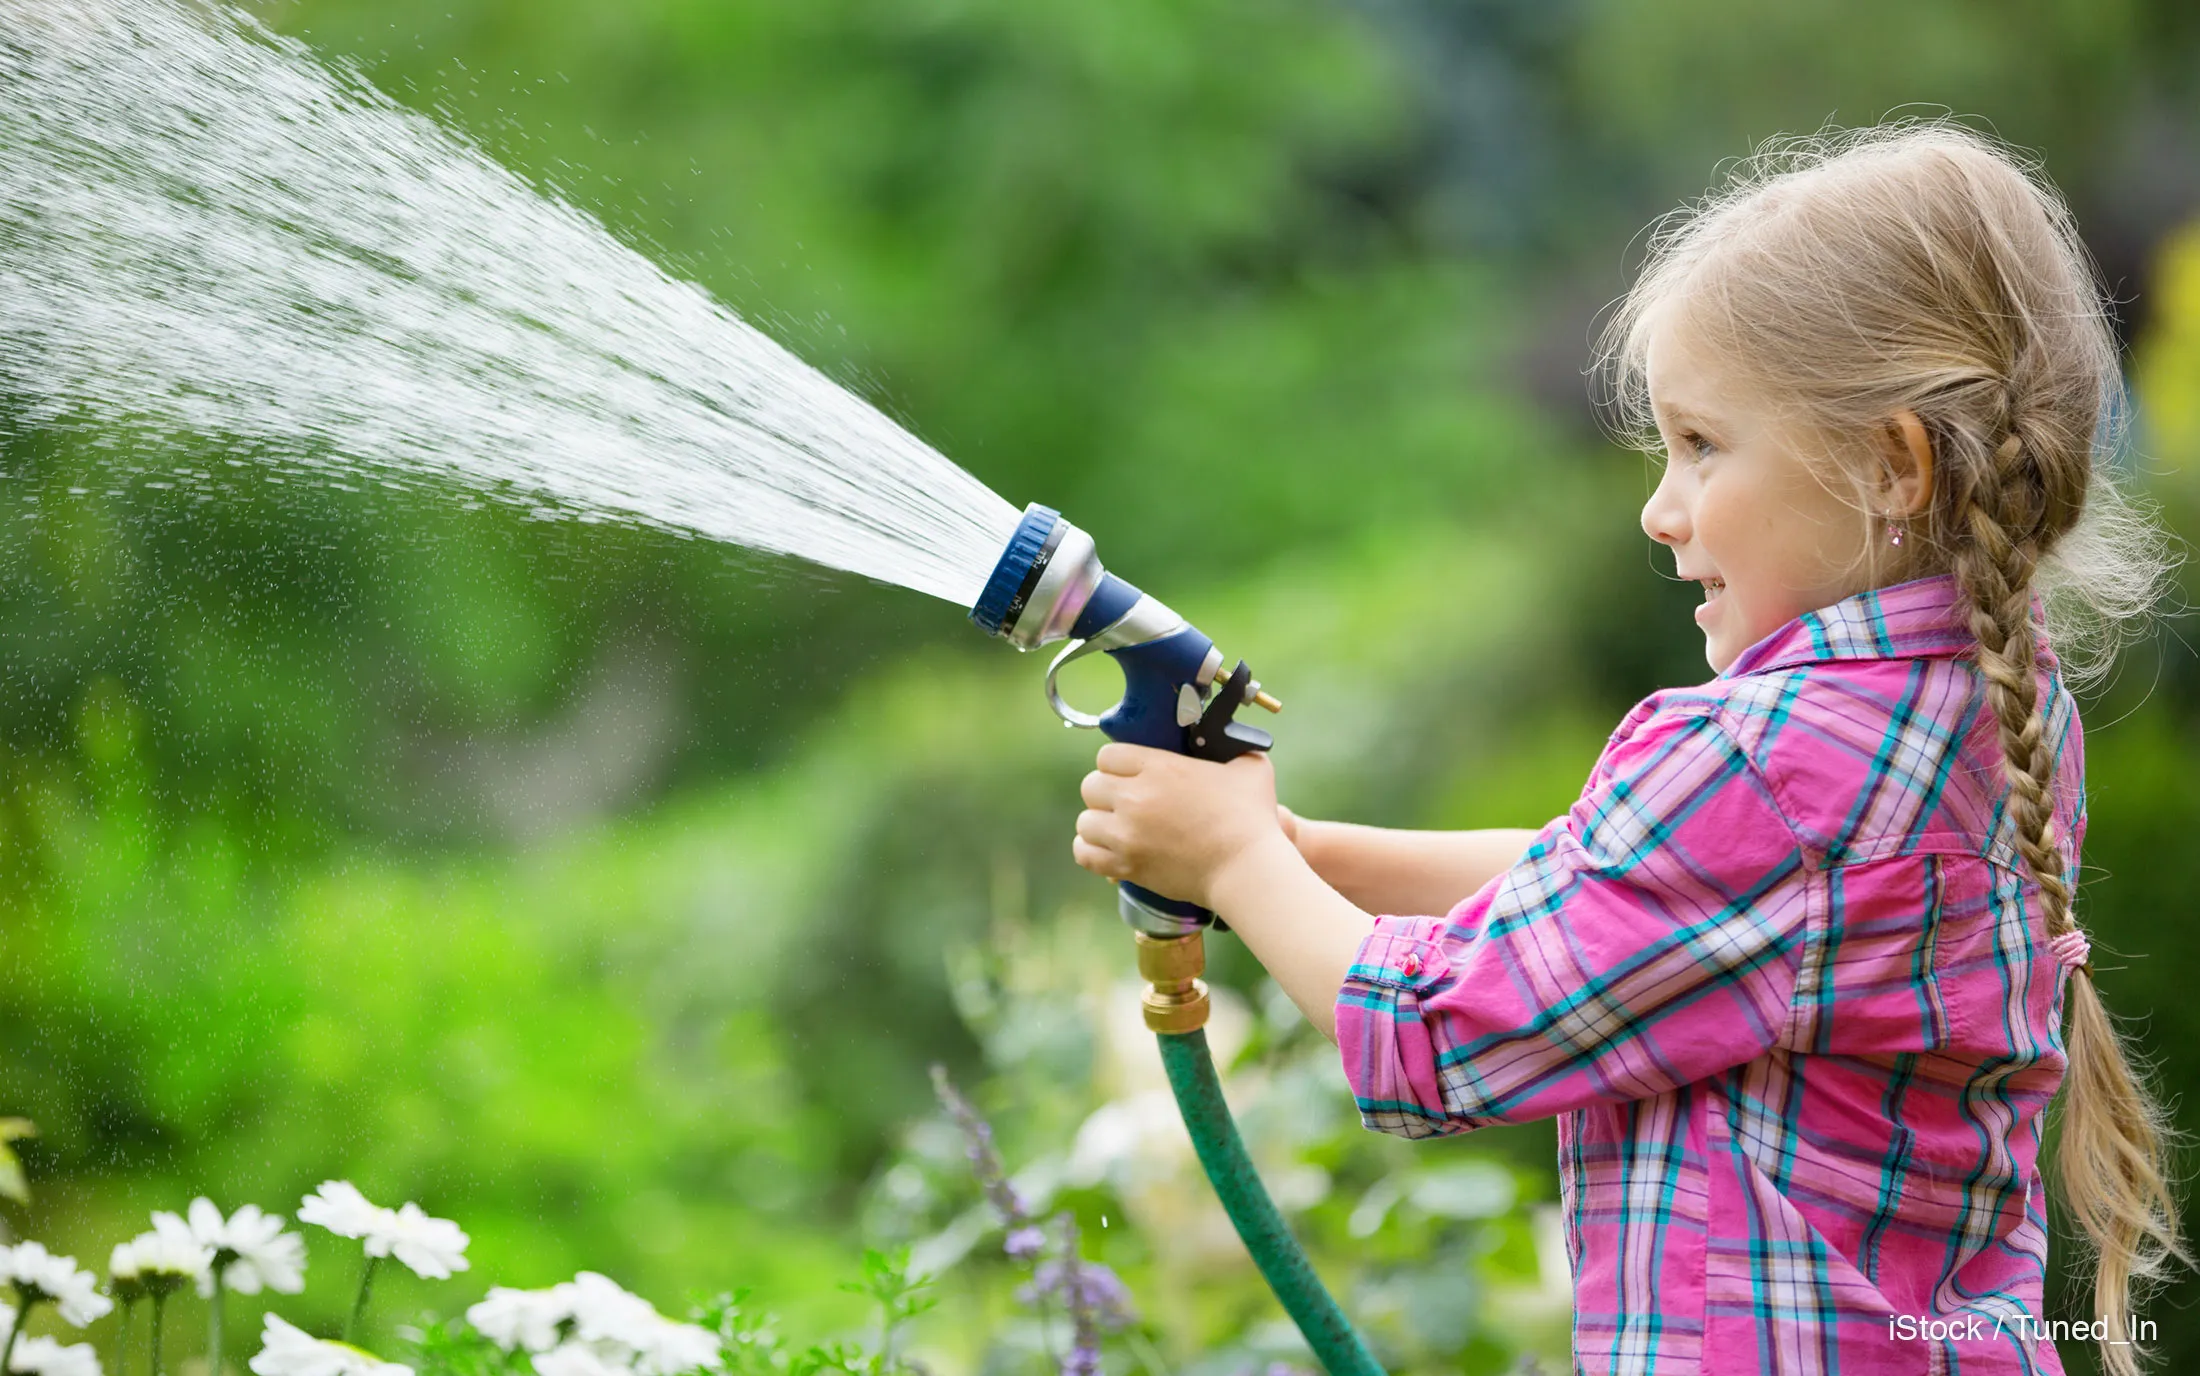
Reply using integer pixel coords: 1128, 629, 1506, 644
1401, 951, 1422, 977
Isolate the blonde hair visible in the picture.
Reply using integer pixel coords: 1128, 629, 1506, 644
1594, 119, 2190, 1372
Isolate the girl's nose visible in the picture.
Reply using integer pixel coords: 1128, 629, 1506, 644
1640, 460, 1689, 548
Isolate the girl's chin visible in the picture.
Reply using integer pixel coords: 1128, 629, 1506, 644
1693, 598, 1740, 672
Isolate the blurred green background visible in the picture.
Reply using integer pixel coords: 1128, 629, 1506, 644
5, 0, 2200, 1371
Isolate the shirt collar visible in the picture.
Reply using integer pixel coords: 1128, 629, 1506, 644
1718, 572, 2048, 679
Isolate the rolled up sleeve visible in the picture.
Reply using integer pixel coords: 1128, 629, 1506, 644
1336, 701, 1810, 1138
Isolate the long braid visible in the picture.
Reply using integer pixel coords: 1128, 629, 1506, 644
1948, 418, 2190, 1376
1951, 426, 2068, 935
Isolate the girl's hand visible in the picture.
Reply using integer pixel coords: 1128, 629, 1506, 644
1073, 744, 1288, 911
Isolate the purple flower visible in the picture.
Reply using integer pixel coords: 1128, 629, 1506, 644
1003, 1226, 1045, 1261
1015, 1258, 1136, 1333
1061, 1341, 1102, 1376
930, 1065, 1033, 1230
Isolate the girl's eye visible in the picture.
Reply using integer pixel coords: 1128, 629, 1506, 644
1679, 431, 1717, 461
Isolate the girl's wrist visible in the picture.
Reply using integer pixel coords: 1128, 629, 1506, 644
1208, 828, 1313, 919
1290, 814, 1334, 874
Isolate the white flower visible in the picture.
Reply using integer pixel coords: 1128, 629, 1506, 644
532, 1347, 629, 1376
296, 1183, 385, 1242
0, 1243, 113, 1327
463, 1277, 715, 1375
9, 1336, 102, 1376
559, 1276, 716, 1376
623, 1321, 719, 1376
375, 1204, 468, 1281
465, 1288, 568, 1354
559, 1274, 659, 1352
111, 1232, 211, 1289
298, 1185, 468, 1282
246, 1315, 411, 1376
153, 1199, 306, 1298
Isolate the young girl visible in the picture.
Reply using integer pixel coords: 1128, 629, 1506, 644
1070, 122, 2191, 1374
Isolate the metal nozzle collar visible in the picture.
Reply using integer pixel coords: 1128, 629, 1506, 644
970, 503, 1109, 650
1002, 518, 1104, 650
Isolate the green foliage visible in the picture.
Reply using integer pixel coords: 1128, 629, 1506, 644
814, 1249, 935, 1376
405, 1319, 531, 1376
694, 1291, 795, 1376
0, 1119, 35, 1208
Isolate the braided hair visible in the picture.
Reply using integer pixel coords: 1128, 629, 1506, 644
1595, 119, 2189, 1374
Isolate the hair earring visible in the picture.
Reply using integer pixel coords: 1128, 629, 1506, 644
1889, 521, 1904, 547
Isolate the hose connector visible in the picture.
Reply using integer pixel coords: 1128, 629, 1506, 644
1135, 931, 1211, 1035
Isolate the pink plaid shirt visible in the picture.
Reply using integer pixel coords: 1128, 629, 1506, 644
1336, 574, 2082, 1374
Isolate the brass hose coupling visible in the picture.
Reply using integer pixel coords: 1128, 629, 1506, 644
1135, 930, 1211, 1034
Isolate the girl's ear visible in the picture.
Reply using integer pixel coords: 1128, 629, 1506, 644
1879, 409, 1936, 518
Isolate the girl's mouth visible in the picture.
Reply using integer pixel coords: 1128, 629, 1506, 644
1693, 577, 1725, 628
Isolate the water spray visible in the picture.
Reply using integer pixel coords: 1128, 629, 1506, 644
0, 5, 1387, 1361
971, 504, 1383, 1375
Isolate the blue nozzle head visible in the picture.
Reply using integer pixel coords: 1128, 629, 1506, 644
969, 503, 1108, 649
969, 503, 1062, 637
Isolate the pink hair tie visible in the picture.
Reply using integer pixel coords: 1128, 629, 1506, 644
2050, 929, 2093, 977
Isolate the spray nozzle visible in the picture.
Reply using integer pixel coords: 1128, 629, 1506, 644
972, 502, 1281, 935
967, 503, 1104, 650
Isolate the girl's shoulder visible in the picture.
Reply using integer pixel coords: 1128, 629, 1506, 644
1603, 578, 2085, 871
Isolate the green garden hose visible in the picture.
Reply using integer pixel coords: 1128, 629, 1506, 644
1144, 1030, 1381, 1373
1132, 923, 1384, 1371
1155, 1027, 1385, 1376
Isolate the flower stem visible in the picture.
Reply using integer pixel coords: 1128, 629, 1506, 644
207, 1267, 225, 1376
150, 1295, 167, 1376
116, 1298, 135, 1376
344, 1256, 379, 1346
1, 1290, 28, 1376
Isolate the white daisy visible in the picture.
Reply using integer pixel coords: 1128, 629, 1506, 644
463, 1277, 715, 1375
106, 1245, 145, 1308
298, 1185, 469, 1282
0, 1243, 114, 1327
8, 1335, 101, 1376
623, 1320, 720, 1376
246, 1315, 410, 1376
110, 1232, 211, 1294
153, 1200, 306, 1298
531, 1346, 630, 1376
296, 1184, 386, 1243
465, 1288, 568, 1353
558, 1274, 659, 1352
559, 1276, 716, 1376
374, 1204, 468, 1281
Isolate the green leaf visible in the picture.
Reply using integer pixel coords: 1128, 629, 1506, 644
0, 1119, 36, 1207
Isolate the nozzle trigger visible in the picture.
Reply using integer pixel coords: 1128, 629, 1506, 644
1185, 661, 1273, 762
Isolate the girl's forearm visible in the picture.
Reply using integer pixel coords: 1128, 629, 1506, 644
1295, 819, 1543, 917
1205, 832, 1378, 1044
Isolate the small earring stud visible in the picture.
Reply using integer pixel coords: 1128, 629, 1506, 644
1889, 523, 1904, 547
